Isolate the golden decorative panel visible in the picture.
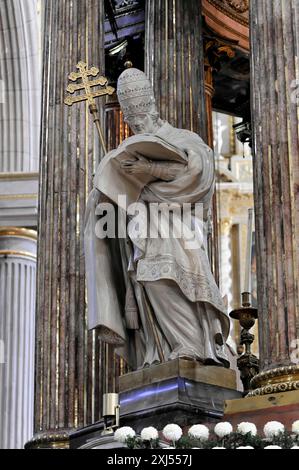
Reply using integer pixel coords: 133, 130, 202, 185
206, 0, 249, 26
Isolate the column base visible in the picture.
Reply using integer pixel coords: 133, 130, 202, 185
224, 389, 299, 432
249, 365, 299, 396
25, 430, 70, 449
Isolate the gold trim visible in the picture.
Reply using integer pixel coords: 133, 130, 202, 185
0, 250, 37, 261
0, 227, 37, 240
25, 432, 70, 449
0, 193, 37, 201
249, 365, 299, 397
0, 172, 39, 181
251, 365, 299, 388
205, 0, 249, 27
248, 381, 299, 397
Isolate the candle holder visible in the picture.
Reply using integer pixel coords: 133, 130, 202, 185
230, 292, 259, 396
101, 393, 120, 436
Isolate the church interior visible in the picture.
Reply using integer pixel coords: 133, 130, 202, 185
0, 0, 299, 451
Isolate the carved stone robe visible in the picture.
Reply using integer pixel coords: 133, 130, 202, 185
84, 122, 230, 369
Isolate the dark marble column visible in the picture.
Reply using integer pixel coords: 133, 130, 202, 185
105, 94, 132, 151
250, 0, 299, 396
28, 0, 105, 448
145, 0, 207, 141
144, 0, 221, 281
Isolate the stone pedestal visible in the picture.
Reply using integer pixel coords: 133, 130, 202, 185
69, 360, 241, 448
0, 228, 37, 449
118, 360, 241, 431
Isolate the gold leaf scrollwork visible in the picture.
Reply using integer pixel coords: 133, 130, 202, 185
225, 0, 249, 14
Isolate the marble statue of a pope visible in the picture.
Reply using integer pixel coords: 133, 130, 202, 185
84, 68, 230, 370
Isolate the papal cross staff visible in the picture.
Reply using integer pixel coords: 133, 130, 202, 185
64, 61, 115, 155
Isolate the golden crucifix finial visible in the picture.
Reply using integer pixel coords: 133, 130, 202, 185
64, 61, 115, 155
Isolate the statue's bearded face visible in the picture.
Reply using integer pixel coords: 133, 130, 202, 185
125, 113, 158, 135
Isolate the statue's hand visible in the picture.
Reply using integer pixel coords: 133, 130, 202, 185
120, 152, 152, 175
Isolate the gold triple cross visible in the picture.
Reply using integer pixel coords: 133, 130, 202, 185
64, 61, 115, 154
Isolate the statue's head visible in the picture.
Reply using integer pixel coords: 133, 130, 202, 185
117, 68, 161, 134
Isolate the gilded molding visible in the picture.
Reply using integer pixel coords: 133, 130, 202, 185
248, 365, 299, 397
0, 250, 37, 261
0, 172, 39, 181
248, 381, 299, 397
25, 431, 70, 449
0, 227, 38, 240
226, 0, 249, 14
206, 0, 249, 27
0, 194, 37, 201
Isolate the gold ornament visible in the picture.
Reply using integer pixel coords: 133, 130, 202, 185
64, 61, 115, 155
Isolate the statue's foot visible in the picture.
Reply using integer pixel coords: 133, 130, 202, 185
178, 355, 197, 362
168, 348, 200, 362
141, 359, 161, 369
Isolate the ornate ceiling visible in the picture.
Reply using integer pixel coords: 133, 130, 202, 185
203, 0, 249, 51
104, 0, 250, 119
207, 0, 249, 26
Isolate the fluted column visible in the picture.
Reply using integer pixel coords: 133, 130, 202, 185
219, 218, 233, 313
28, 0, 105, 448
105, 94, 132, 152
0, 228, 37, 449
0, 0, 41, 172
250, 0, 299, 395
144, 0, 222, 282
145, 0, 207, 140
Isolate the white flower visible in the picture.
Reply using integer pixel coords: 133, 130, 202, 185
263, 421, 285, 438
291, 446, 299, 449
114, 426, 136, 443
264, 446, 282, 449
188, 425, 209, 441
236, 446, 254, 449
165, 447, 176, 449
237, 422, 257, 436
140, 427, 159, 441
212, 447, 226, 449
292, 420, 299, 435
163, 424, 183, 442
214, 422, 233, 438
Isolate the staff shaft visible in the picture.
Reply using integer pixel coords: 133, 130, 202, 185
89, 104, 107, 155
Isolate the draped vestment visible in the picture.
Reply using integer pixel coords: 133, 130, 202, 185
84, 122, 230, 369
